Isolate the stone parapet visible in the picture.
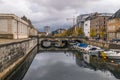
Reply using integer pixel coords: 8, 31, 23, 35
0, 38, 37, 80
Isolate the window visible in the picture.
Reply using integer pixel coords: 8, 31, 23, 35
108, 26, 115, 31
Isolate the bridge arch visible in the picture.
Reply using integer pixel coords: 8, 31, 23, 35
41, 40, 52, 48
38, 36, 83, 50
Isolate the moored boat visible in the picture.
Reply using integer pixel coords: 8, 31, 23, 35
102, 49, 120, 59
85, 46, 103, 56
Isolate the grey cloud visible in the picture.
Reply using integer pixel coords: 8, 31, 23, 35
30, 0, 101, 11
0, 0, 3, 3
28, 0, 106, 30
0, 0, 120, 31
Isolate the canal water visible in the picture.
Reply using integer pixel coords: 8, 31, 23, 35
22, 51, 120, 80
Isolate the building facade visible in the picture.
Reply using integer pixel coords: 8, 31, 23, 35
0, 14, 38, 39
83, 13, 112, 39
0, 14, 29, 39
107, 9, 120, 40
21, 16, 38, 37
76, 14, 90, 31
55, 28, 66, 34
38, 32, 47, 37
84, 20, 90, 37
52, 28, 66, 36
29, 26, 38, 37
91, 13, 111, 39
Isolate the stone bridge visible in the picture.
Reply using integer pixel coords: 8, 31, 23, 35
38, 36, 84, 51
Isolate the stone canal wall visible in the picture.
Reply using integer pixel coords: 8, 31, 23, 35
83, 40, 120, 49
0, 38, 37, 80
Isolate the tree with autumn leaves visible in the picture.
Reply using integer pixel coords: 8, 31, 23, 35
55, 27, 84, 37
99, 28, 106, 39
90, 28, 106, 39
90, 29, 96, 37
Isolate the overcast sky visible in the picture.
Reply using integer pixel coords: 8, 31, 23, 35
0, 0, 120, 31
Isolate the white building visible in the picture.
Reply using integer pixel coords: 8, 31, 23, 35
0, 14, 30, 39
84, 20, 90, 37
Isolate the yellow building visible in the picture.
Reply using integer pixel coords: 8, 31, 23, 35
107, 9, 120, 40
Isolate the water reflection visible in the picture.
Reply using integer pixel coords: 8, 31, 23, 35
23, 51, 120, 80
75, 51, 120, 79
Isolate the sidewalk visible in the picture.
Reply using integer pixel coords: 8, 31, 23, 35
0, 38, 30, 45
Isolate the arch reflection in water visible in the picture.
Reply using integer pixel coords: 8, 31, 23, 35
74, 51, 120, 79
41, 40, 68, 48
